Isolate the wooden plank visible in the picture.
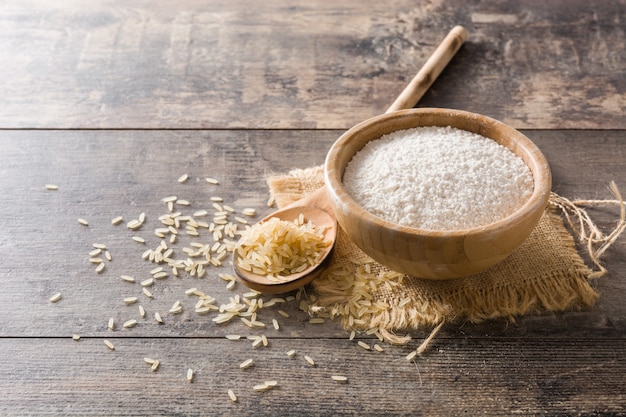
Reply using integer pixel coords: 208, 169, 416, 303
0, 0, 624, 129
0, 129, 624, 340
1, 337, 624, 416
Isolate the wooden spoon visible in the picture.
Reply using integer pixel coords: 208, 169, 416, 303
233, 26, 468, 293
233, 187, 337, 294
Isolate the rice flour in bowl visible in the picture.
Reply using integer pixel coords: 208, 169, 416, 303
324, 108, 552, 279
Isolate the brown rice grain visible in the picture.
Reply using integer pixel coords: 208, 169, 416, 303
357, 341, 371, 350
120, 275, 135, 283
140, 278, 154, 287
123, 319, 138, 328
239, 358, 254, 369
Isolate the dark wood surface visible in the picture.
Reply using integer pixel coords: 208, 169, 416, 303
1, 0, 625, 129
1, 1, 625, 416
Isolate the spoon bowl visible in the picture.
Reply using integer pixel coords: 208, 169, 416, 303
233, 187, 337, 294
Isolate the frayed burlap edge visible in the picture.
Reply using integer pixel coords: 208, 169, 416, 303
267, 166, 625, 347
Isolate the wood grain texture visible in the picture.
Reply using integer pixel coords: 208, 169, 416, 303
0, 0, 625, 129
1, 337, 624, 416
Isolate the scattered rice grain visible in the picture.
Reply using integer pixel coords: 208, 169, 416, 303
104, 339, 115, 350
239, 358, 254, 369
49, 292, 62, 303
111, 216, 123, 225
178, 174, 189, 183
78, 218, 89, 226
357, 341, 371, 350
123, 319, 138, 328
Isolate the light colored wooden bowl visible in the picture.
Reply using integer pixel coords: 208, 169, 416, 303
324, 108, 552, 279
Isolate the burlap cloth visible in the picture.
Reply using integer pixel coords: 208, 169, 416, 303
268, 166, 624, 345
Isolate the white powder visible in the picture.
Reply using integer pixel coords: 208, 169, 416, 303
343, 126, 534, 231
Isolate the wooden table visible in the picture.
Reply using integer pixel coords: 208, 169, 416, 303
1, 1, 625, 415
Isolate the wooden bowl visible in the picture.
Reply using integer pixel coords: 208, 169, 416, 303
324, 108, 552, 279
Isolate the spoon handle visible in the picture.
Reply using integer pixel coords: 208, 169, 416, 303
386, 25, 468, 113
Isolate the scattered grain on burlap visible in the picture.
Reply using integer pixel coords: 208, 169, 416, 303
268, 166, 625, 345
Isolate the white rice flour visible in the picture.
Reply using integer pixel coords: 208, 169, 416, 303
343, 126, 534, 231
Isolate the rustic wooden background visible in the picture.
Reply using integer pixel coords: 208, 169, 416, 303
0, 0, 625, 416
1, 0, 625, 129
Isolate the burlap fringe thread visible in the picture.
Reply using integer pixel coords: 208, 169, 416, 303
267, 168, 625, 352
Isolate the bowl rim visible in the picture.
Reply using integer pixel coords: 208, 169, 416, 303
324, 107, 552, 238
